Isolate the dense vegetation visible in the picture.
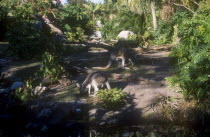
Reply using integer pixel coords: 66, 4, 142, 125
0, 0, 209, 135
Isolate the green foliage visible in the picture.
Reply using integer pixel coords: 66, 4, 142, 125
13, 80, 33, 104
101, 10, 145, 42
152, 12, 192, 45
7, 20, 46, 59
115, 38, 139, 49
2, 0, 60, 19
83, 2, 102, 20
63, 44, 88, 55
64, 26, 85, 42
97, 88, 127, 110
168, 7, 210, 104
58, 3, 95, 38
0, 3, 8, 21
39, 51, 65, 81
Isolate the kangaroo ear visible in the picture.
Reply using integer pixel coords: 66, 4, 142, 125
76, 83, 81, 88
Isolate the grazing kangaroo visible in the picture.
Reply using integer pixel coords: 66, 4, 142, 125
93, 48, 135, 69
77, 71, 111, 96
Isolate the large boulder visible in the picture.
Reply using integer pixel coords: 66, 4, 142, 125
117, 31, 134, 40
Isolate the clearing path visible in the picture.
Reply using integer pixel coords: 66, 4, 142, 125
1, 43, 182, 128
40, 44, 182, 125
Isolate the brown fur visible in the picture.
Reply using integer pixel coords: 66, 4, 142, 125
93, 48, 135, 69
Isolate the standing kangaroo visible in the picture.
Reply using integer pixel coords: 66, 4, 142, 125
93, 48, 135, 69
77, 71, 111, 96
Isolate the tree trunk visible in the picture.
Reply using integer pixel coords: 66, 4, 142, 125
41, 16, 65, 41
151, 2, 157, 31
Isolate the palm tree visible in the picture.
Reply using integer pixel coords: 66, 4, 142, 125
117, 0, 161, 30
83, 2, 102, 19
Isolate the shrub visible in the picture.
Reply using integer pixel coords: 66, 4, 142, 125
64, 26, 85, 42
7, 20, 46, 59
167, 7, 210, 104
58, 4, 94, 36
38, 51, 65, 81
97, 88, 127, 110
101, 10, 145, 42
12, 80, 33, 104
153, 12, 191, 45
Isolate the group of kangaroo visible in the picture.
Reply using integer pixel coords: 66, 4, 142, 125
77, 47, 136, 96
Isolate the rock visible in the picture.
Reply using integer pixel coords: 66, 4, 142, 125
41, 77, 52, 86
33, 86, 48, 96
75, 108, 81, 112
37, 108, 52, 118
0, 88, 10, 94
99, 122, 106, 125
108, 119, 118, 124
58, 77, 71, 86
89, 108, 97, 117
117, 31, 134, 40
1, 71, 20, 81
41, 125, 48, 132
96, 20, 102, 28
90, 31, 102, 40
25, 122, 39, 129
10, 81, 24, 90
76, 98, 87, 104
0, 59, 10, 66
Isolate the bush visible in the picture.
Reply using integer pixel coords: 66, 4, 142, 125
58, 4, 95, 37
7, 20, 46, 59
97, 88, 127, 110
64, 26, 85, 42
167, 7, 210, 104
38, 51, 65, 81
101, 10, 145, 42
153, 12, 191, 45
12, 80, 33, 104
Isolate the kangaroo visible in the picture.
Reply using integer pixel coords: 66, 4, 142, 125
77, 71, 111, 96
93, 48, 135, 69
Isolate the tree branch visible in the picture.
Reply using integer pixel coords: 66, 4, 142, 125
191, 1, 199, 6
41, 16, 65, 41
171, 2, 196, 14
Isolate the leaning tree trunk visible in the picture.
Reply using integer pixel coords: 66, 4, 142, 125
41, 16, 65, 41
151, 2, 157, 31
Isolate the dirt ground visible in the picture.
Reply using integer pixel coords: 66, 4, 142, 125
1, 42, 183, 127
4, 42, 210, 137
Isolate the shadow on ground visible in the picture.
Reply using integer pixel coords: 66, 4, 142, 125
2, 42, 208, 136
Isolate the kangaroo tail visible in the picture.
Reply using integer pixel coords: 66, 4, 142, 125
92, 55, 114, 70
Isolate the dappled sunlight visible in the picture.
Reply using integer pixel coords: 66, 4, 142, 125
1, 0, 209, 136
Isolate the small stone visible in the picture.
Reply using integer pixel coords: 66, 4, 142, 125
33, 86, 48, 96
10, 81, 24, 90
37, 108, 52, 118
58, 78, 71, 86
108, 119, 118, 124
89, 109, 97, 117
76, 108, 81, 112
96, 20, 102, 28
99, 122, 105, 126
41, 125, 48, 132
0, 88, 10, 94
90, 31, 102, 40
25, 122, 39, 129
